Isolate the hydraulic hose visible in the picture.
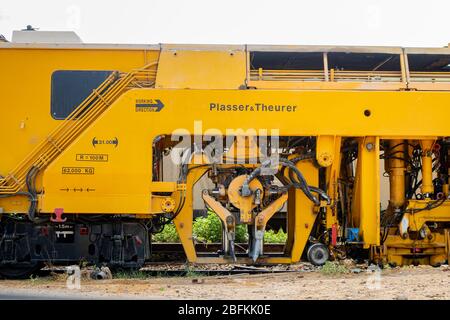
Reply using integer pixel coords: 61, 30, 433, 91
282, 158, 320, 205
242, 156, 328, 206
243, 154, 314, 187
0, 166, 40, 222
241, 158, 272, 194
307, 186, 331, 204
0, 166, 53, 223
25, 166, 40, 221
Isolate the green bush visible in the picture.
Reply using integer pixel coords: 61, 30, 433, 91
152, 223, 179, 242
320, 261, 349, 275
151, 211, 286, 244
192, 211, 223, 243
264, 229, 287, 243
235, 224, 248, 243
193, 210, 248, 243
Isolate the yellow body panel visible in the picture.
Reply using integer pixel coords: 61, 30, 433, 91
0, 47, 159, 213
286, 161, 319, 262
33, 88, 450, 215
156, 49, 246, 89
1, 43, 450, 266
0, 48, 159, 174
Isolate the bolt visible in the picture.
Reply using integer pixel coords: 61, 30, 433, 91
366, 143, 374, 151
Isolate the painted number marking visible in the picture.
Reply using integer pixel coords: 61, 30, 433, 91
76, 154, 109, 162
62, 167, 95, 175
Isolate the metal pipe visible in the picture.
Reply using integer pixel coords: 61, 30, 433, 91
420, 140, 435, 197
388, 140, 406, 209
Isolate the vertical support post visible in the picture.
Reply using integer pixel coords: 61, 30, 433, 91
325, 136, 342, 228
402, 49, 411, 85
400, 50, 408, 85
323, 53, 329, 82
352, 137, 380, 248
286, 160, 319, 262
420, 139, 435, 198
174, 167, 210, 262
388, 139, 406, 209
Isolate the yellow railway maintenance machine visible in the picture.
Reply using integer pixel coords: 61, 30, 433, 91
1, 30, 450, 277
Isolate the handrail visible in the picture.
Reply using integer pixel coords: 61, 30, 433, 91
250, 69, 325, 81
332, 70, 402, 82
0, 62, 158, 195
250, 68, 403, 82
410, 71, 450, 82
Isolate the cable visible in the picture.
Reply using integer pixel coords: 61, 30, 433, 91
0, 168, 40, 222
308, 186, 331, 204
25, 166, 40, 221
406, 197, 446, 214
242, 157, 328, 206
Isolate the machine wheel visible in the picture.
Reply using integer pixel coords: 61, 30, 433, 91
307, 243, 329, 266
0, 262, 43, 279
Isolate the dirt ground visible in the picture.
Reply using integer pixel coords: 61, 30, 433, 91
0, 264, 449, 300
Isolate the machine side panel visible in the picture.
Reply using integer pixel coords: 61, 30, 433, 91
39, 88, 450, 214
155, 49, 247, 89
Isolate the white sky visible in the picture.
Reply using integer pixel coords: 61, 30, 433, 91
1, 0, 450, 47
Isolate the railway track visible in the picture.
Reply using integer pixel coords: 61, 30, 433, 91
152, 243, 286, 253
30, 243, 314, 278
139, 267, 301, 277
37, 265, 306, 278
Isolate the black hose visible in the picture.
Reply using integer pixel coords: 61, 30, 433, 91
25, 166, 41, 222
308, 186, 331, 204
242, 157, 328, 206
290, 153, 315, 163
241, 159, 272, 195
283, 158, 320, 205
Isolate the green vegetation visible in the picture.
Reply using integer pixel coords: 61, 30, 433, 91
114, 266, 203, 278
114, 270, 150, 279
29, 274, 40, 284
320, 261, 349, 275
152, 222, 180, 242
263, 229, 287, 243
184, 265, 202, 277
193, 210, 249, 243
192, 210, 226, 243
152, 210, 287, 244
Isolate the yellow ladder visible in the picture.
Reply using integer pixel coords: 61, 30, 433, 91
0, 62, 158, 194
